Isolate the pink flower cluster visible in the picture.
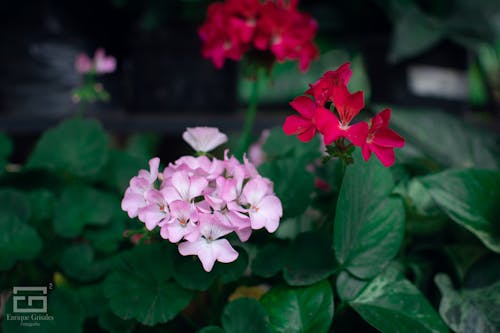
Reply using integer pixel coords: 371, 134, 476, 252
199, 0, 319, 71
121, 127, 282, 272
283, 63, 405, 167
75, 48, 116, 75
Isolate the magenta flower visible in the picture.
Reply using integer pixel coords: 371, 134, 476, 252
361, 109, 405, 167
283, 96, 323, 143
178, 214, 239, 272
242, 177, 282, 233
182, 127, 228, 153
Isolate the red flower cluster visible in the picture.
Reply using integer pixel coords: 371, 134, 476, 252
199, 0, 319, 71
283, 63, 405, 167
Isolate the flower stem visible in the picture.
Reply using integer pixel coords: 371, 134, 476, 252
236, 71, 261, 158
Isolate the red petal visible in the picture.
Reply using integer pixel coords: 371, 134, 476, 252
370, 144, 396, 167
361, 144, 372, 161
346, 121, 369, 146
289, 96, 317, 119
283, 115, 312, 135
297, 127, 316, 142
372, 128, 405, 148
314, 107, 342, 144
333, 85, 364, 124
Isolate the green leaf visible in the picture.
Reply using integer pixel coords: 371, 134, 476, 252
390, 107, 499, 169
222, 298, 272, 333
283, 232, 336, 286
172, 254, 218, 291
125, 133, 161, 161
60, 244, 111, 282
28, 189, 55, 226
262, 127, 322, 161
259, 157, 315, 219
84, 215, 127, 253
260, 280, 334, 333
334, 152, 405, 279
435, 273, 500, 333
97, 150, 146, 193
198, 326, 225, 333
0, 189, 31, 222
53, 186, 118, 237
27, 118, 109, 177
98, 310, 135, 333
0, 215, 42, 270
104, 243, 193, 326
336, 271, 369, 302
0, 132, 12, 173
389, 10, 444, 62
350, 265, 448, 333
2, 288, 85, 333
252, 242, 290, 278
77, 283, 108, 318
216, 247, 249, 284
420, 169, 500, 252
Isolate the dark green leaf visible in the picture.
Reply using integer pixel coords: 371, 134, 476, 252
334, 152, 405, 279
350, 265, 448, 333
336, 271, 369, 302
53, 186, 118, 237
172, 254, 218, 291
259, 157, 314, 219
283, 232, 336, 286
98, 310, 135, 333
0, 132, 12, 173
27, 189, 55, 225
262, 127, 322, 161
216, 247, 249, 284
198, 326, 225, 333
222, 298, 271, 333
104, 243, 193, 326
435, 273, 500, 333
252, 242, 290, 278
420, 169, 500, 252
26, 118, 109, 177
0, 189, 31, 222
260, 280, 334, 333
77, 283, 108, 318
2, 288, 85, 333
60, 244, 112, 282
125, 133, 161, 161
0, 215, 42, 270
389, 6, 444, 62
84, 215, 128, 253
390, 107, 499, 169
97, 150, 146, 193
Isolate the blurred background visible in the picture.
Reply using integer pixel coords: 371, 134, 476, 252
0, 0, 499, 161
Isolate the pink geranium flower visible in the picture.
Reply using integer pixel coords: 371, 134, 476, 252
178, 214, 239, 272
162, 170, 208, 203
75, 54, 92, 74
361, 109, 405, 167
160, 200, 199, 243
242, 177, 282, 233
182, 127, 228, 153
137, 189, 170, 231
94, 48, 117, 74
121, 158, 160, 218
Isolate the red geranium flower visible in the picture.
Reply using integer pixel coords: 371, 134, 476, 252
361, 109, 405, 167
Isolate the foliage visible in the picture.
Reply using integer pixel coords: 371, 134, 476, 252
1, 108, 499, 333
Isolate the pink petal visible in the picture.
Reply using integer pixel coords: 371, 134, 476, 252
189, 176, 208, 199
171, 171, 190, 200
256, 195, 282, 233
121, 192, 146, 218
148, 157, 160, 181
212, 238, 239, 263
182, 127, 228, 152
138, 205, 167, 230
242, 178, 268, 206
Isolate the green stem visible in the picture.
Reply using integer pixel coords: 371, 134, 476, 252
236, 71, 261, 158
